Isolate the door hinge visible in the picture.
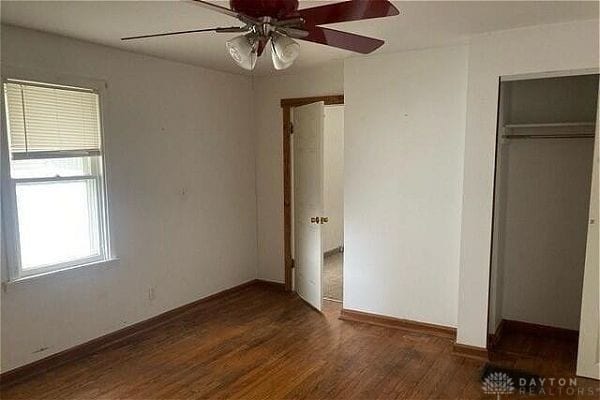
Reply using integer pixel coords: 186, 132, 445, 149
290, 123, 294, 134
291, 258, 295, 269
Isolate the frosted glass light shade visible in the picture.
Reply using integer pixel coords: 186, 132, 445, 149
271, 33, 300, 70
226, 34, 258, 70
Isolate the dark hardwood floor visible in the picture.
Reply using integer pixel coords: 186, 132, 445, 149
2, 283, 598, 399
488, 326, 585, 386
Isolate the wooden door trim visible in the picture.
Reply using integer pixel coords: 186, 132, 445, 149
281, 95, 344, 291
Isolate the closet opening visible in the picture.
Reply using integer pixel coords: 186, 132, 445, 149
487, 73, 599, 374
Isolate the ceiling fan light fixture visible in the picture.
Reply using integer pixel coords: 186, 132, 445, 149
226, 33, 258, 70
271, 32, 300, 70
123, 1, 398, 72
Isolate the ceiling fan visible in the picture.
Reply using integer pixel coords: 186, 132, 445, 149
122, 0, 399, 71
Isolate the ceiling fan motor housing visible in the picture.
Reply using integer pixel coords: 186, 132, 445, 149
229, 0, 300, 20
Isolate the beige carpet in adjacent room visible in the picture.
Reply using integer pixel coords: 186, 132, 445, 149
323, 251, 343, 301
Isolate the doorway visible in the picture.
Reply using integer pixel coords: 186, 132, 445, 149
322, 105, 344, 302
487, 73, 599, 375
281, 95, 344, 308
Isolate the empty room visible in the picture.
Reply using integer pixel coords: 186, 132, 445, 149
0, 1, 598, 399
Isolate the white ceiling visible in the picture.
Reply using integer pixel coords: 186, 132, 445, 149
1, 1, 598, 76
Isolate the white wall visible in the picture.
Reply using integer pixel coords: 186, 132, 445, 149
254, 63, 344, 282
457, 20, 599, 347
0, 25, 258, 372
344, 46, 468, 328
323, 105, 344, 253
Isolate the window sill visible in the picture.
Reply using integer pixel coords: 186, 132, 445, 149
3, 258, 120, 286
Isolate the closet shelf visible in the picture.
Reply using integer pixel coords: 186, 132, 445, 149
504, 122, 595, 129
502, 122, 596, 140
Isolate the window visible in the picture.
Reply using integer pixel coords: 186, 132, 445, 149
1, 79, 111, 279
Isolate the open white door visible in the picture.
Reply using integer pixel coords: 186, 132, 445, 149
577, 87, 600, 380
293, 101, 325, 311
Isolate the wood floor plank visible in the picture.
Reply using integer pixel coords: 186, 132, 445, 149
1, 284, 598, 399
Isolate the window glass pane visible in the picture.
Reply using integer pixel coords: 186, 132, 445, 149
16, 180, 101, 270
10, 156, 95, 179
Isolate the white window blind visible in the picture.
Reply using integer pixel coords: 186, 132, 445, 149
4, 81, 102, 157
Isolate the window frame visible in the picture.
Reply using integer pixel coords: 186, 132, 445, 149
0, 70, 113, 282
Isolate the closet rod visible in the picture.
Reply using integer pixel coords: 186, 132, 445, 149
503, 134, 596, 140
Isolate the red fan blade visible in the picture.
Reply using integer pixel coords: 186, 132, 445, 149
299, 26, 384, 54
298, 0, 399, 26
